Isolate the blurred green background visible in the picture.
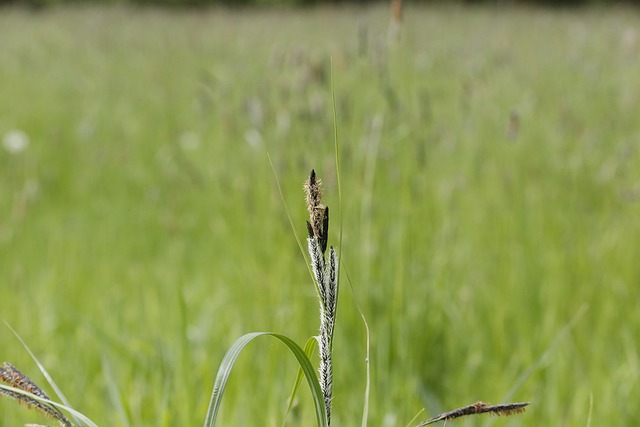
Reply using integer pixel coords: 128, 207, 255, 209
1, 3, 640, 426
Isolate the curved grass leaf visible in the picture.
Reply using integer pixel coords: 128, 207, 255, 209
282, 336, 318, 426
101, 355, 131, 427
203, 332, 328, 427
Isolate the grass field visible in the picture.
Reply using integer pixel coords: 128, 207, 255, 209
1, 3, 640, 426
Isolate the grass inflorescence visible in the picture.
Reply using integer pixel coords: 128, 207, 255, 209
304, 169, 339, 425
0, 362, 72, 427
417, 401, 529, 426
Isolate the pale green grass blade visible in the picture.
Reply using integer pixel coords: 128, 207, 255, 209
501, 305, 588, 402
5, 323, 85, 427
480, 305, 587, 427
406, 409, 426, 427
586, 392, 593, 427
329, 58, 343, 346
343, 267, 371, 427
331, 64, 370, 426
266, 152, 320, 297
0, 384, 98, 427
101, 355, 131, 427
331, 57, 344, 255
203, 332, 328, 427
282, 336, 318, 427
330, 69, 368, 422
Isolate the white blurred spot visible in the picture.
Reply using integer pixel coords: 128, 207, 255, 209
622, 27, 638, 55
76, 120, 95, 140
246, 97, 264, 128
382, 412, 398, 427
277, 110, 291, 135
179, 131, 201, 151
308, 91, 325, 117
244, 128, 263, 148
3, 129, 29, 153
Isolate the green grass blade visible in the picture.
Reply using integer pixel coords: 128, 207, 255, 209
330, 57, 343, 259
500, 305, 588, 403
266, 152, 320, 299
329, 56, 342, 350
405, 409, 426, 427
343, 267, 371, 427
586, 392, 593, 427
101, 355, 131, 427
203, 332, 328, 427
282, 336, 318, 426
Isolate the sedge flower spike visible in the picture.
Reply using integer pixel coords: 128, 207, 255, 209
0, 362, 72, 427
304, 169, 338, 426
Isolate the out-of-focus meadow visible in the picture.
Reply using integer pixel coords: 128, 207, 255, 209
1, 4, 640, 426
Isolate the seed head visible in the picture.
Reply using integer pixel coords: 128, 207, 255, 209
304, 169, 329, 254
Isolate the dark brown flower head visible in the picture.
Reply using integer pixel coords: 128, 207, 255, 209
0, 362, 73, 427
304, 169, 323, 214
304, 169, 329, 254
0, 363, 50, 400
418, 401, 529, 426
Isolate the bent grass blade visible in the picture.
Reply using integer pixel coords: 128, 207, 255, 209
204, 332, 328, 427
282, 336, 318, 427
